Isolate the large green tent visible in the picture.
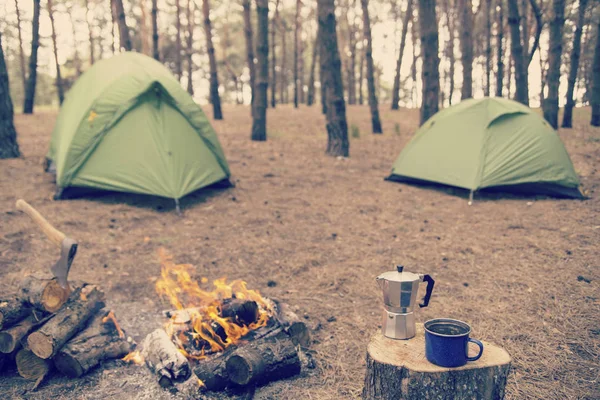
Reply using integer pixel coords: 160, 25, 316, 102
388, 97, 583, 198
47, 52, 230, 202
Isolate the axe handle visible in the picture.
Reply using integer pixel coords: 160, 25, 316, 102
16, 200, 66, 247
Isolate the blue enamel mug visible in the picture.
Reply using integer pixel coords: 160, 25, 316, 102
424, 318, 484, 368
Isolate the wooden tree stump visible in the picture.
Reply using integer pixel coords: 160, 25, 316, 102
362, 325, 511, 400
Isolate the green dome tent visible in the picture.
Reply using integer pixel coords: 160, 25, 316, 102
388, 97, 583, 198
47, 52, 230, 203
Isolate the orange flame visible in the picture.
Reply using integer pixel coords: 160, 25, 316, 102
122, 350, 144, 365
155, 248, 273, 360
102, 310, 125, 339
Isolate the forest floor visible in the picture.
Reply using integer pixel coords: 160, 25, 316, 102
0, 104, 598, 400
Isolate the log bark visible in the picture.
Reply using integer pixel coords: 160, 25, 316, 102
23, 0, 41, 114
418, 0, 440, 125
0, 313, 48, 354
508, 0, 529, 105
360, 0, 383, 134
54, 310, 132, 377
220, 299, 259, 326
319, 0, 350, 156
16, 348, 51, 381
391, 0, 413, 110
194, 353, 229, 391
226, 335, 300, 386
362, 328, 511, 400
141, 329, 191, 388
203, 0, 223, 120
251, 0, 269, 141
27, 285, 105, 359
562, 0, 589, 128
0, 297, 28, 330
20, 276, 72, 313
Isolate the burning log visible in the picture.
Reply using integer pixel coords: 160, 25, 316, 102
226, 335, 301, 387
0, 297, 29, 330
20, 276, 72, 313
53, 310, 133, 378
141, 329, 191, 388
15, 348, 52, 382
193, 355, 229, 391
0, 313, 48, 354
27, 285, 105, 359
220, 299, 259, 325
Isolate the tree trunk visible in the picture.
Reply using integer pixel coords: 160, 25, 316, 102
14, 0, 27, 90
508, 0, 529, 105
243, 0, 256, 109
110, 0, 117, 53
521, 0, 529, 59
85, 0, 95, 64
391, 0, 413, 110
23, 0, 41, 115
47, 0, 64, 105
152, 0, 159, 60
27, 285, 105, 359
319, 0, 350, 157
419, 0, 440, 124
202, 0, 223, 120
0, 32, 20, 158
542, 0, 566, 129
113, 0, 132, 51
346, 0, 358, 105
360, 0, 383, 134
174, 0, 183, 79
140, 0, 150, 56
251, 0, 269, 140
358, 45, 365, 105
307, 29, 319, 106
495, 0, 504, 97
459, 0, 474, 99
271, 0, 280, 108
294, 0, 301, 108
562, 0, 588, 128
411, 16, 418, 107
485, 0, 492, 96
527, 0, 543, 66
67, 6, 82, 77
362, 330, 511, 400
320, 34, 327, 114
186, 0, 195, 95
591, 20, 600, 126
280, 18, 287, 104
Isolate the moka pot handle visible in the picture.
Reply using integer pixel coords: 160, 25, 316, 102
419, 274, 435, 308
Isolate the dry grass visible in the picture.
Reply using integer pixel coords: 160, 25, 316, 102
0, 104, 598, 400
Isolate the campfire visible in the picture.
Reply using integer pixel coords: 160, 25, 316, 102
128, 249, 311, 392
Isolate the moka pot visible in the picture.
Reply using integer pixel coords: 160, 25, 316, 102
376, 265, 435, 340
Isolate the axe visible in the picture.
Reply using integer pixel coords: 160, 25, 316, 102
15, 200, 77, 289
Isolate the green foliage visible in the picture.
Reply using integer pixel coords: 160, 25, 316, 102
351, 124, 360, 139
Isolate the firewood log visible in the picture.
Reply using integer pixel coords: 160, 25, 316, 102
20, 276, 72, 313
27, 285, 105, 359
0, 297, 29, 330
53, 309, 133, 378
141, 329, 191, 388
15, 348, 52, 381
225, 334, 301, 387
220, 299, 259, 325
275, 302, 310, 348
0, 312, 49, 354
193, 354, 230, 391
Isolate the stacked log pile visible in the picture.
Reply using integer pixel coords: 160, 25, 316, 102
143, 299, 311, 392
0, 276, 134, 386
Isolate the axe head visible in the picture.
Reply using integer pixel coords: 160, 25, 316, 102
52, 238, 77, 289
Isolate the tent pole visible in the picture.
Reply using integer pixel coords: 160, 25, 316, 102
175, 198, 181, 214
468, 190, 474, 206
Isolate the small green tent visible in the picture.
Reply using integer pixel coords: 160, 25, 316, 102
388, 97, 583, 198
47, 52, 230, 202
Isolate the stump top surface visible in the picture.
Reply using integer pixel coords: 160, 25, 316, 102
368, 324, 511, 373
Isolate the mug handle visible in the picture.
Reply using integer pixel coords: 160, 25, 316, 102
466, 338, 484, 362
